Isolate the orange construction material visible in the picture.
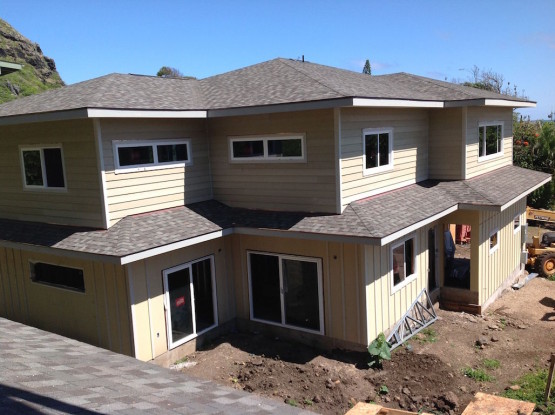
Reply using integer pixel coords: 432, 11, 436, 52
461, 392, 535, 415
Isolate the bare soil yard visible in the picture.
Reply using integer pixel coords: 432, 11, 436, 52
182, 278, 555, 414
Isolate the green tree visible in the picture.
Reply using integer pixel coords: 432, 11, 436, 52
362, 59, 372, 75
156, 66, 184, 78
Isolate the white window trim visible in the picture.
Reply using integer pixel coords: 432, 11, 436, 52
489, 229, 500, 254
229, 134, 306, 163
20, 145, 67, 191
113, 138, 192, 174
477, 121, 504, 162
247, 251, 324, 335
390, 235, 418, 294
162, 255, 218, 350
362, 127, 394, 175
513, 214, 521, 234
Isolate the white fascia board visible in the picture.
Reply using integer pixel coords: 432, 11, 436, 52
352, 98, 444, 108
207, 98, 353, 117
380, 204, 458, 246
484, 99, 536, 108
119, 229, 231, 265
87, 109, 207, 118
0, 109, 89, 126
500, 176, 552, 212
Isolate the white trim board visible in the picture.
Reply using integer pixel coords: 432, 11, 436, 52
86, 109, 207, 118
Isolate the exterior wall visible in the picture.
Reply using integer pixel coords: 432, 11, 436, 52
340, 108, 429, 208
230, 234, 367, 347
0, 247, 132, 355
0, 120, 104, 227
465, 107, 513, 179
364, 226, 431, 342
127, 238, 234, 362
100, 118, 212, 226
208, 110, 337, 213
428, 108, 464, 180
478, 198, 526, 305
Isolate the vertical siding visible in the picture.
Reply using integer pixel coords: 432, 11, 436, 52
100, 118, 212, 226
365, 226, 430, 342
465, 107, 513, 179
0, 120, 104, 227
478, 198, 526, 304
340, 108, 429, 208
0, 248, 132, 355
428, 108, 464, 180
208, 110, 337, 213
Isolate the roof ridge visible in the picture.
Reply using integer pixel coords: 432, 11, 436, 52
278, 58, 347, 98
394, 72, 477, 100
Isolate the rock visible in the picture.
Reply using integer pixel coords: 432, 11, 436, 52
518, 325, 527, 329
509, 385, 521, 391
384, 396, 391, 403
488, 324, 499, 330
394, 395, 401, 402
411, 395, 423, 404
491, 336, 500, 342
243, 384, 254, 392
402, 387, 411, 396
313, 395, 321, 403
325, 379, 335, 389
365, 390, 377, 402
476, 337, 489, 346
441, 391, 459, 409
459, 386, 468, 393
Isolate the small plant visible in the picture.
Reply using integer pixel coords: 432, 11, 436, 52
483, 358, 500, 370
379, 385, 389, 395
173, 356, 189, 364
463, 367, 494, 382
499, 318, 507, 328
503, 369, 555, 415
303, 399, 314, 406
368, 333, 391, 368
286, 398, 298, 407
230, 377, 239, 384
418, 328, 438, 343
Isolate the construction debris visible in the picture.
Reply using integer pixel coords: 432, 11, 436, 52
461, 392, 535, 415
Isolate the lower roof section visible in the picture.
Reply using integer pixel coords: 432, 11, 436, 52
0, 166, 550, 264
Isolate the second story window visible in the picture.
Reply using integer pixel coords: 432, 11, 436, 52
229, 135, 305, 162
113, 139, 191, 173
478, 122, 503, 160
363, 128, 393, 174
20, 146, 66, 189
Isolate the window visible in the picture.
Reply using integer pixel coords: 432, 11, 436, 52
363, 128, 393, 174
21, 146, 65, 189
248, 252, 323, 334
391, 236, 416, 291
478, 122, 503, 160
113, 139, 191, 173
30, 262, 85, 292
489, 230, 499, 254
513, 214, 521, 234
229, 135, 305, 162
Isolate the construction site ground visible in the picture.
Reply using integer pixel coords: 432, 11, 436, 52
182, 277, 555, 415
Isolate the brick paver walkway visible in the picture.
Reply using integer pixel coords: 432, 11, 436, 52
0, 317, 315, 414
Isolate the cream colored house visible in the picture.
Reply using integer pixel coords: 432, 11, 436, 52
0, 59, 550, 363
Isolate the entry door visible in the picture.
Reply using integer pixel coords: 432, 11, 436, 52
163, 256, 217, 349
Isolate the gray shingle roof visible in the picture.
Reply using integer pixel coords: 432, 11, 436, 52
0, 166, 549, 261
0, 58, 532, 118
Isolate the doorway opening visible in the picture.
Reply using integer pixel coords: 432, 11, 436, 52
444, 224, 471, 289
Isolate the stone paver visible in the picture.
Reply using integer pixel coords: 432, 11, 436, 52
0, 318, 315, 414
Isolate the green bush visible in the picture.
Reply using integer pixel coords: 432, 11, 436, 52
368, 333, 391, 368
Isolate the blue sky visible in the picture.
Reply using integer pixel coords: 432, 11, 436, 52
2, 0, 554, 119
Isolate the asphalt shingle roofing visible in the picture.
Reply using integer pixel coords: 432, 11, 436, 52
0, 166, 549, 261
0, 58, 532, 118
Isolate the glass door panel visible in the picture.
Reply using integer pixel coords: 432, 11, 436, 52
166, 268, 193, 345
282, 259, 320, 331
191, 258, 215, 333
250, 253, 281, 323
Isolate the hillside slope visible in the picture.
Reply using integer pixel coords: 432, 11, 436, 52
0, 18, 64, 104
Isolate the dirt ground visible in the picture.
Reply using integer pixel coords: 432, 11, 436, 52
182, 278, 555, 414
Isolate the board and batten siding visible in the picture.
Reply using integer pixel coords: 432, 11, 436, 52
478, 198, 526, 305
100, 119, 212, 226
0, 120, 104, 228
428, 108, 464, 180
340, 108, 429, 209
364, 226, 430, 342
208, 110, 337, 213
230, 234, 367, 347
0, 247, 132, 356
465, 107, 513, 179
127, 238, 234, 362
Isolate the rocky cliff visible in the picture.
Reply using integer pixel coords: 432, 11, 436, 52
0, 18, 64, 103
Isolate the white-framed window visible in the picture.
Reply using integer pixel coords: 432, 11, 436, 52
391, 235, 417, 293
247, 251, 324, 334
229, 134, 305, 162
30, 261, 85, 293
513, 214, 521, 234
478, 121, 504, 161
363, 127, 393, 174
113, 139, 192, 173
20, 146, 66, 189
489, 229, 499, 254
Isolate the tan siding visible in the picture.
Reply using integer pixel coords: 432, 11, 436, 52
0, 120, 104, 227
100, 119, 212, 226
428, 108, 464, 179
340, 108, 429, 208
208, 110, 337, 213
465, 107, 513, 179
365, 226, 430, 342
0, 248, 132, 356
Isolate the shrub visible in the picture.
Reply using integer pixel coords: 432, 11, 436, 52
368, 333, 391, 368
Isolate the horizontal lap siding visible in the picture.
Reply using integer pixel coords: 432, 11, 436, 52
340, 108, 429, 208
100, 119, 211, 226
466, 107, 513, 179
428, 108, 463, 180
365, 227, 429, 342
0, 120, 103, 227
209, 110, 337, 213
0, 248, 132, 355
478, 198, 526, 304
